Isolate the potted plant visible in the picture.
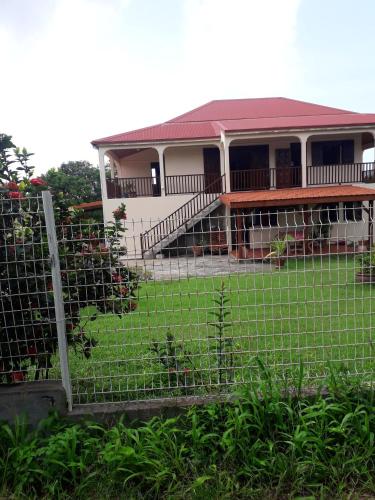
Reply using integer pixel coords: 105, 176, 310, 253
191, 235, 205, 257
265, 234, 294, 268
356, 247, 375, 283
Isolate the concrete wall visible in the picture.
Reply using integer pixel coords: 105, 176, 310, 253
103, 194, 196, 258
0, 382, 67, 427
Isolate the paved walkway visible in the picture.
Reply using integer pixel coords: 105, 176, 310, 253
126, 255, 272, 281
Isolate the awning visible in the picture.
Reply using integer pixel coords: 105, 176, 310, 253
220, 185, 375, 209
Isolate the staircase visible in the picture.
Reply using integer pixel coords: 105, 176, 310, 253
140, 175, 226, 258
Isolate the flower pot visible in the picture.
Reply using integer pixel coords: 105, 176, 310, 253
274, 257, 286, 269
192, 245, 203, 257
356, 272, 375, 283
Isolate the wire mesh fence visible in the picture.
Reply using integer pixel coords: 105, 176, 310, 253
0, 195, 61, 384
1, 194, 374, 406
59, 203, 374, 405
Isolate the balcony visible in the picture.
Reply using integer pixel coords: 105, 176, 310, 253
106, 162, 375, 199
307, 162, 375, 185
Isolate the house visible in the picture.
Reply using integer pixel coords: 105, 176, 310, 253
91, 98, 375, 259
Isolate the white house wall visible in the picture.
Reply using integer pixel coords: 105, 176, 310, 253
164, 146, 205, 176
103, 194, 196, 258
117, 149, 159, 178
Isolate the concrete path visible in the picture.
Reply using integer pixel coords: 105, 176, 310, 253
126, 254, 272, 281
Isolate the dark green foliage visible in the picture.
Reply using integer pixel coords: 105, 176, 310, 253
41, 160, 102, 206
0, 135, 139, 382
0, 368, 374, 499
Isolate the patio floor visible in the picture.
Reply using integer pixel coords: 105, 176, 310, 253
126, 254, 272, 281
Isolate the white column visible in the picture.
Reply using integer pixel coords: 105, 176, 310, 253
98, 148, 108, 200
269, 143, 276, 189
221, 132, 231, 192
299, 134, 308, 188
156, 146, 166, 197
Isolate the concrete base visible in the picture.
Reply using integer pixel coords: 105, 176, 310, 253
0, 381, 67, 427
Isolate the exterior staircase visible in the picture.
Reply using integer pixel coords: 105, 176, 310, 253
140, 175, 226, 258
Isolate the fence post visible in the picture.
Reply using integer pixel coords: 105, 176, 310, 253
42, 191, 73, 411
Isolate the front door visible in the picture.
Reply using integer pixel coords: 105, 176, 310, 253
275, 148, 292, 188
203, 148, 221, 193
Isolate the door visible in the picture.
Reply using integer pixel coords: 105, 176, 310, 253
203, 148, 221, 193
150, 162, 161, 196
276, 148, 292, 188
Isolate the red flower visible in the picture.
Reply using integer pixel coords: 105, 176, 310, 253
27, 345, 37, 356
128, 301, 138, 311
8, 191, 24, 199
11, 371, 25, 383
112, 274, 122, 283
6, 181, 18, 191
30, 177, 47, 186
118, 286, 129, 296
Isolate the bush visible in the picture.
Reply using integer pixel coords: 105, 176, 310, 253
0, 368, 374, 499
0, 134, 139, 382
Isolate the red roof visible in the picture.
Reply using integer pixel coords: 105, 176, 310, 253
220, 185, 375, 208
92, 97, 375, 146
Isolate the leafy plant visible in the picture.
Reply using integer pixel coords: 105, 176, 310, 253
265, 234, 294, 259
356, 245, 375, 275
1, 368, 375, 499
0, 134, 140, 383
208, 281, 235, 386
150, 332, 197, 393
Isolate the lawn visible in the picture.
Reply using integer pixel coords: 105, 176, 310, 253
65, 255, 375, 404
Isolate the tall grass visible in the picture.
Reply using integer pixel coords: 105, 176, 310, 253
1, 365, 374, 499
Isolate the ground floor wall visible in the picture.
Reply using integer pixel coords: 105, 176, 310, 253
103, 194, 196, 258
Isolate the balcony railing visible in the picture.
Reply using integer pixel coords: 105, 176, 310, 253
307, 162, 375, 186
107, 177, 160, 198
165, 174, 222, 195
231, 167, 302, 191
106, 163, 375, 199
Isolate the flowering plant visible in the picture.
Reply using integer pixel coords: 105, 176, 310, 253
0, 134, 139, 383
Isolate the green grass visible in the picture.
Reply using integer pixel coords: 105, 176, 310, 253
63, 255, 375, 403
1, 368, 375, 499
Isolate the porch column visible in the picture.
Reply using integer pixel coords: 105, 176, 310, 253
221, 132, 231, 192
156, 146, 166, 197
299, 134, 308, 188
98, 148, 108, 200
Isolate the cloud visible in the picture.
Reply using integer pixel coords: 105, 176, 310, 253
179, 0, 301, 99
0, 0, 301, 174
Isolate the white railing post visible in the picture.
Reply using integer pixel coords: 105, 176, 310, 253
42, 191, 73, 411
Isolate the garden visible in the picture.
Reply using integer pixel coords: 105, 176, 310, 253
67, 254, 375, 403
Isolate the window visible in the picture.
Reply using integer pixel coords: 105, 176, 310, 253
311, 140, 354, 165
249, 207, 278, 227
344, 202, 362, 221
320, 203, 339, 223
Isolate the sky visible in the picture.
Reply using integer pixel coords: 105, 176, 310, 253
1, 0, 375, 174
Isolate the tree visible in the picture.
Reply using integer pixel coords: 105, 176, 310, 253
42, 161, 102, 206
0, 134, 139, 383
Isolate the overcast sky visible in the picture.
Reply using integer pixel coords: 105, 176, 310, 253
1, 0, 375, 174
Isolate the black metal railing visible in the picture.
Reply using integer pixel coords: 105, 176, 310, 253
307, 162, 375, 186
140, 174, 225, 256
107, 177, 161, 198
165, 174, 222, 195
230, 167, 302, 191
